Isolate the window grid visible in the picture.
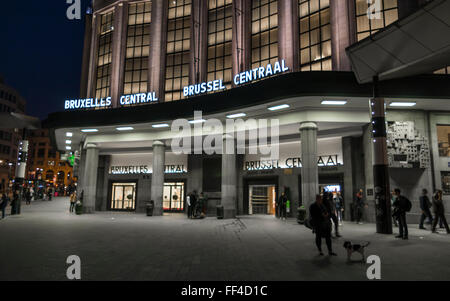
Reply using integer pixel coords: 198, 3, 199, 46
298, 0, 332, 71
165, 0, 192, 102
124, 2, 152, 96
207, 0, 233, 90
355, 0, 398, 41
95, 11, 115, 99
251, 0, 279, 70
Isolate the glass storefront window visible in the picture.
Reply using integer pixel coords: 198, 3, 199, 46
163, 182, 185, 211
207, 0, 233, 89
111, 182, 136, 211
165, 0, 191, 102
437, 125, 450, 157
354, 0, 398, 41
298, 0, 332, 71
251, 0, 278, 70
123, 2, 152, 96
442, 172, 450, 195
95, 11, 115, 99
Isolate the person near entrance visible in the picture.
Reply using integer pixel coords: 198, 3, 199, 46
355, 189, 365, 224
309, 194, 337, 256
334, 192, 344, 225
186, 194, 192, 218
431, 190, 450, 234
189, 191, 198, 218
69, 191, 77, 213
1, 193, 8, 219
279, 192, 288, 220
323, 190, 341, 237
392, 188, 411, 240
419, 189, 433, 230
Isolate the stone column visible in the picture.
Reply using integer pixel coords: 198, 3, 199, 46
330, 0, 355, 71
80, 11, 93, 98
110, 2, 128, 107
300, 122, 319, 211
148, 0, 169, 101
221, 135, 237, 219
278, 0, 299, 72
83, 144, 99, 213
342, 137, 354, 221
371, 77, 392, 234
232, 0, 251, 79
151, 141, 166, 216
190, 0, 208, 84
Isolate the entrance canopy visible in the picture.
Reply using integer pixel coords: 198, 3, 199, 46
346, 0, 450, 84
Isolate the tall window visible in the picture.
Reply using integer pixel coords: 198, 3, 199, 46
299, 0, 331, 71
124, 2, 152, 96
165, 0, 191, 102
251, 0, 278, 69
437, 125, 450, 157
95, 11, 115, 99
355, 0, 398, 41
207, 0, 233, 89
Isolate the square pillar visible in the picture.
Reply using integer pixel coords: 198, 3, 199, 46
221, 135, 237, 218
278, 0, 299, 72
83, 144, 99, 213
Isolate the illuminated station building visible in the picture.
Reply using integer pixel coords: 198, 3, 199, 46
44, 0, 450, 221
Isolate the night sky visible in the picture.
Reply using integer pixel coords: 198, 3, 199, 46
0, 1, 90, 120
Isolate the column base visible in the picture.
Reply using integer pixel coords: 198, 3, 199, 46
83, 206, 95, 214
223, 208, 236, 219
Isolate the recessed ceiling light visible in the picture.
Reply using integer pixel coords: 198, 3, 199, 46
65, 140, 72, 144
81, 129, 98, 133
66, 146, 72, 150
268, 104, 290, 111
227, 113, 247, 119
389, 102, 416, 107
152, 123, 170, 128
189, 119, 206, 124
321, 100, 347, 105
66, 132, 73, 137
116, 127, 134, 131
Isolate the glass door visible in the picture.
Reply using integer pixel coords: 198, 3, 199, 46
111, 183, 136, 211
163, 182, 185, 212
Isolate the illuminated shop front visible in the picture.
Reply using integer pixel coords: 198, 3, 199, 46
43, 0, 450, 221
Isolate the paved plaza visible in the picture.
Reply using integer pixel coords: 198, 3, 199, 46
0, 197, 449, 281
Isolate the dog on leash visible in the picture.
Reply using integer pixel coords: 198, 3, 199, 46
343, 241, 370, 262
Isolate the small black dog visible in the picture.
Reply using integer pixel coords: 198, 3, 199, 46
343, 241, 370, 262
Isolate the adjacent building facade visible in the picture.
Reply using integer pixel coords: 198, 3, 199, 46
0, 76, 27, 193
45, 0, 450, 222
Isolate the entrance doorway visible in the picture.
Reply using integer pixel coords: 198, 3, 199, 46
249, 185, 276, 215
110, 182, 137, 211
163, 181, 185, 212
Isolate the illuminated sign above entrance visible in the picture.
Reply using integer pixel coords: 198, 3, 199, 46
109, 164, 187, 175
234, 60, 289, 86
119, 92, 158, 106
244, 155, 340, 171
65, 97, 112, 110
183, 80, 226, 97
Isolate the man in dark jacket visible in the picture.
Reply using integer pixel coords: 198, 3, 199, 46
393, 188, 410, 240
309, 194, 337, 256
431, 190, 450, 234
323, 190, 341, 237
279, 192, 288, 220
355, 189, 365, 224
419, 188, 433, 229
1, 193, 8, 219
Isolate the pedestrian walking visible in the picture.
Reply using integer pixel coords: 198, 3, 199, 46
25, 189, 32, 205
431, 190, 450, 234
190, 191, 198, 218
47, 188, 53, 201
1, 193, 8, 219
309, 194, 337, 256
419, 188, 433, 230
279, 192, 288, 220
69, 192, 77, 213
334, 192, 344, 225
392, 188, 411, 240
323, 190, 341, 237
355, 189, 365, 224
186, 193, 192, 219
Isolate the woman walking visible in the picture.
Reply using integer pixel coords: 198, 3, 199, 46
310, 194, 337, 256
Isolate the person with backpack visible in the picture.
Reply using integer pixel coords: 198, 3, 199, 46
431, 190, 450, 234
419, 188, 433, 230
392, 188, 411, 240
309, 194, 337, 256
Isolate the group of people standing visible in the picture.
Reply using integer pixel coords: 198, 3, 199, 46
186, 191, 207, 219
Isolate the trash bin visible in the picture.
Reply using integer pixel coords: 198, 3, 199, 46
75, 203, 83, 215
146, 200, 155, 216
297, 206, 306, 224
216, 205, 224, 219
